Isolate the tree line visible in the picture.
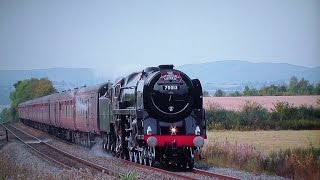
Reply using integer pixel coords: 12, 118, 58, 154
206, 76, 320, 97
0, 78, 56, 123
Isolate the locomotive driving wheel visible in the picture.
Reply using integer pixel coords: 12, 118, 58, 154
129, 150, 134, 162
186, 148, 195, 171
114, 119, 123, 158
143, 148, 149, 165
134, 151, 139, 163
115, 134, 127, 159
114, 116, 129, 160
149, 147, 155, 167
104, 134, 112, 151
142, 147, 155, 166
138, 151, 143, 164
127, 132, 134, 161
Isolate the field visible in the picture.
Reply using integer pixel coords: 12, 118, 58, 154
206, 130, 320, 155
202, 130, 320, 178
204, 95, 320, 111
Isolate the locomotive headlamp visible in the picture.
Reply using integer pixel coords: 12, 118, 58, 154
147, 136, 157, 147
170, 126, 177, 135
193, 136, 204, 148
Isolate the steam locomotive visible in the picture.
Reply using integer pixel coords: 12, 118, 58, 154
18, 65, 206, 169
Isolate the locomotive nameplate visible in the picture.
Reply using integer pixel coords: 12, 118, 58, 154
160, 71, 182, 82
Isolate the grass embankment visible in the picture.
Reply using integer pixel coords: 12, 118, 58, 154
201, 130, 320, 179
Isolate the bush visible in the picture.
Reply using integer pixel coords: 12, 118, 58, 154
271, 101, 297, 121
238, 101, 269, 130
206, 101, 320, 130
206, 102, 240, 130
0, 108, 15, 123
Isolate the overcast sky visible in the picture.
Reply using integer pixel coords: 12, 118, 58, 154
0, 0, 319, 75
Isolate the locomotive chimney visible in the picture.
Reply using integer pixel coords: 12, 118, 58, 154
158, 64, 174, 70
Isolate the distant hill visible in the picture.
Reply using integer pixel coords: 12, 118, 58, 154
0, 68, 110, 105
1, 61, 319, 105
177, 60, 320, 94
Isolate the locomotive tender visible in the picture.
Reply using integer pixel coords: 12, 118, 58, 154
18, 65, 206, 169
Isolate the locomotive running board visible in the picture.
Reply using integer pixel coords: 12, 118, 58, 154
113, 109, 136, 115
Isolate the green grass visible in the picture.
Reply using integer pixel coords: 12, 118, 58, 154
119, 171, 138, 180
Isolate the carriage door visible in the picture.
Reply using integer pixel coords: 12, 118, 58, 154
86, 98, 90, 132
55, 102, 60, 127
87, 97, 91, 132
99, 95, 111, 133
89, 96, 95, 132
89, 95, 95, 132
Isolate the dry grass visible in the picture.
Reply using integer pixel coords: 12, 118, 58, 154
202, 130, 320, 179
206, 130, 320, 155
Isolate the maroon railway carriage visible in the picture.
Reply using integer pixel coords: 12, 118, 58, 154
18, 83, 112, 147
19, 96, 50, 125
75, 85, 106, 134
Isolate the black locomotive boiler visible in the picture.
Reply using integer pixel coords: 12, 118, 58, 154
102, 65, 206, 169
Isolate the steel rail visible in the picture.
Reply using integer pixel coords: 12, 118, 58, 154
193, 168, 240, 180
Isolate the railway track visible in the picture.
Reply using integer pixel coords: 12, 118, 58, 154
0, 123, 121, 177
2, 123, 240, 179
192, 168, 240, 180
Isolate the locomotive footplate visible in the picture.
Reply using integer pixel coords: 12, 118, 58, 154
143, 135, 204, 169
143, 135, 206, 147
